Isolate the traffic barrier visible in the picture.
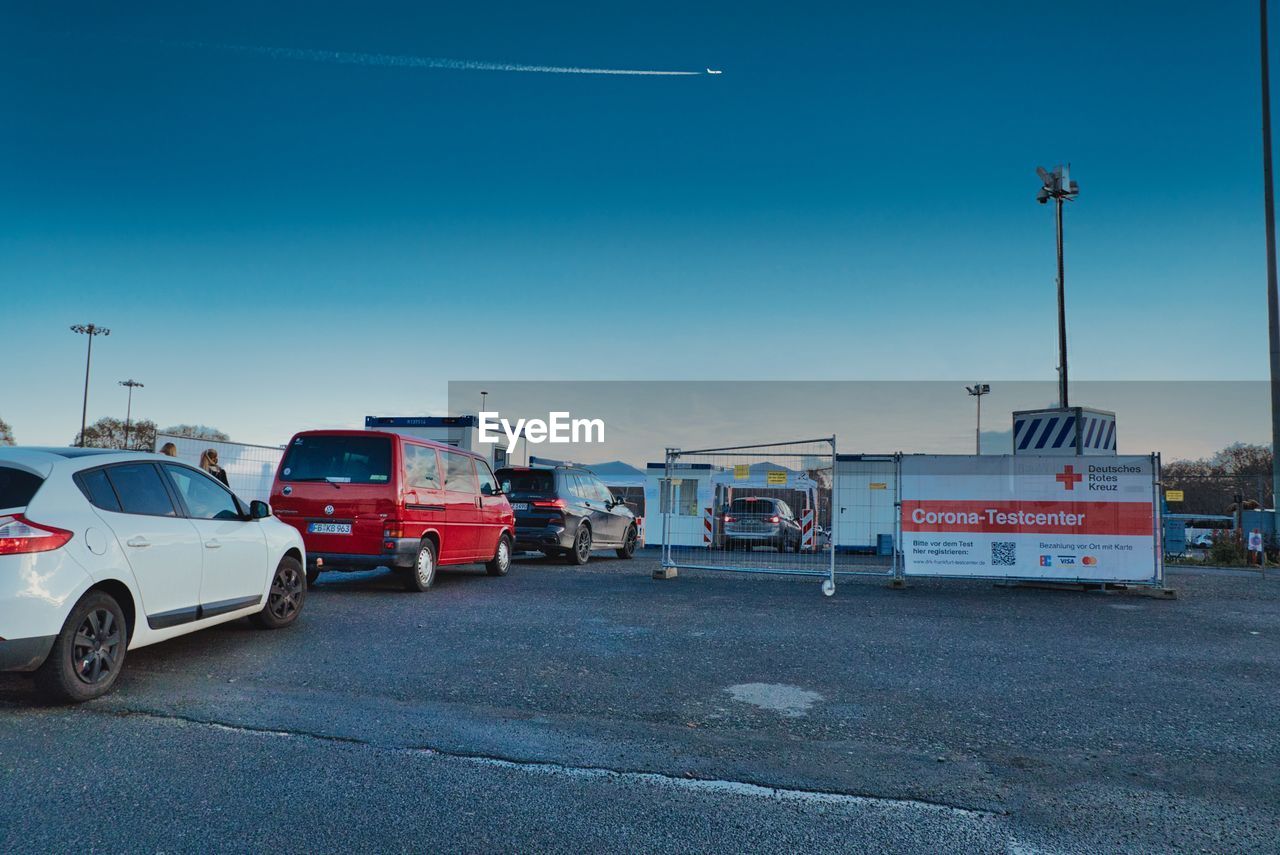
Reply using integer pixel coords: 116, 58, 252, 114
800, 508, 815, 551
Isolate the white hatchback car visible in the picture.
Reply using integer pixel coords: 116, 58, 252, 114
0, 447, 306, 702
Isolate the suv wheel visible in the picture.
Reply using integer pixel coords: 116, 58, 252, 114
35, 590, 128, 703
487, 534, 512, 577
252, 556, 306, 629
405, 540, 437, 592
566, 525, 592, 565
615, 524, 638, 559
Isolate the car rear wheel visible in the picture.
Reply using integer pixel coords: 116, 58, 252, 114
405, 540, 437, 591
252, 556, 306, 629
615, 524, 638, 559
566, 525, 592, 565
487, 534, 512, 577
35, 590, 128, 703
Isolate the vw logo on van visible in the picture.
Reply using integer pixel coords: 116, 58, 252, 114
324, 504, 334, 516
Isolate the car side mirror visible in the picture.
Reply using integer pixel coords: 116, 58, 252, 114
249, 499, 272, 519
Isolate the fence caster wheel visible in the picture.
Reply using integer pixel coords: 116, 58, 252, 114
821, 579, 835, 597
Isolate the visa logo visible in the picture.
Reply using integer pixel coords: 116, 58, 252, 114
1056, 555, 1077, 565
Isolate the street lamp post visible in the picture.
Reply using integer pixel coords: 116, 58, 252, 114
1037, 165, 1079, 409
70, 324, 110, 447
965, 384, 990, 455
1261, 0, 1280, 527
119, 379, 144, 449
480, 390, 488, 414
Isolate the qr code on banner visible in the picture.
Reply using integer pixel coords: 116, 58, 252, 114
991, 541, 1016, 566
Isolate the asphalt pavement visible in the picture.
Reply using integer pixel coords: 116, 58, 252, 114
1, 552, 1277, 853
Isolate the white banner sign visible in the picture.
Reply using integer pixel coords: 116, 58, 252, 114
900, 455, 1157, 582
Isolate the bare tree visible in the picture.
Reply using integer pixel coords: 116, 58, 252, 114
0, 417, 14, 447
74, 417, 157, 451
160, 424, 230, 442
1163, 443, 1274, 515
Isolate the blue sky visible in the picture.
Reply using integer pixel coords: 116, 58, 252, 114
0, 2, 1268, 448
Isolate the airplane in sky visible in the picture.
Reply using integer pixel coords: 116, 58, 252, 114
706, 68, 722, 74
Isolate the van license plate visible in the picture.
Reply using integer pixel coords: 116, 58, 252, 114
308, 522, 351, 535
511, 503, 529, 511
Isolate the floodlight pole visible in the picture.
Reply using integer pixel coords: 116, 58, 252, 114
1261, 0, 1280, 524
1056, 197, 1069, 409
1038, 166, 1077, 409
966, 384, 989, 455
976, 389, 983, 454
70, 323, 110, 447
120, 379, 144, 449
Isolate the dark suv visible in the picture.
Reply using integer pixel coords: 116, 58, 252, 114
495, 466, 638, 565
722, 497, 803, 551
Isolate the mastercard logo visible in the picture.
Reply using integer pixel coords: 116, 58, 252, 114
1081, 556, 1098, 566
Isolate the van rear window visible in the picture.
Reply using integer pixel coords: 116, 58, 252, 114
280, 436, 392, 485
496, 469, 555, 494
0, 466, 44, 510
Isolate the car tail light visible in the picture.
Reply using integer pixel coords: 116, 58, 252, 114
0, 515, 73, 556
384, 522, 405, 538
533, 498, 566, 509
723, 514, 736, 523
770, 515, 780, 523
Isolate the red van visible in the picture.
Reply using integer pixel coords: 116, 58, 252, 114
269, 430, 515, 592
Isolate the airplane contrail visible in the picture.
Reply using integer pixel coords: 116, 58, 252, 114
180, 41, 707, 76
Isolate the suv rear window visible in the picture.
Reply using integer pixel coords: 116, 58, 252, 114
730, 498, 777, 514
496, 469, 555, 494
280, 436, 393, 485
0, 466, 44, 510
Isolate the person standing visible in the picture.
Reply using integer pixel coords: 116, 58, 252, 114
199, 448, 229, 486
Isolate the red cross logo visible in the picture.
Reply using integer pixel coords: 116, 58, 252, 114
1056, 465, 1083, 490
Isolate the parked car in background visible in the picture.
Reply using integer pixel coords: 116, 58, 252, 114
1188, 533, 1214, 548
722, 496, 804, 551
0, 447, 305, 702
270, 431, 514, 591
495, 466, 638, 564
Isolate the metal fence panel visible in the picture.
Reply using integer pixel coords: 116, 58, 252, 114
154, 433, 284, 504
659, 437, 849, 594
829, 458, 901, 558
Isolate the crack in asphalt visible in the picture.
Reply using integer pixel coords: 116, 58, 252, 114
76, 704, 1006, 820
